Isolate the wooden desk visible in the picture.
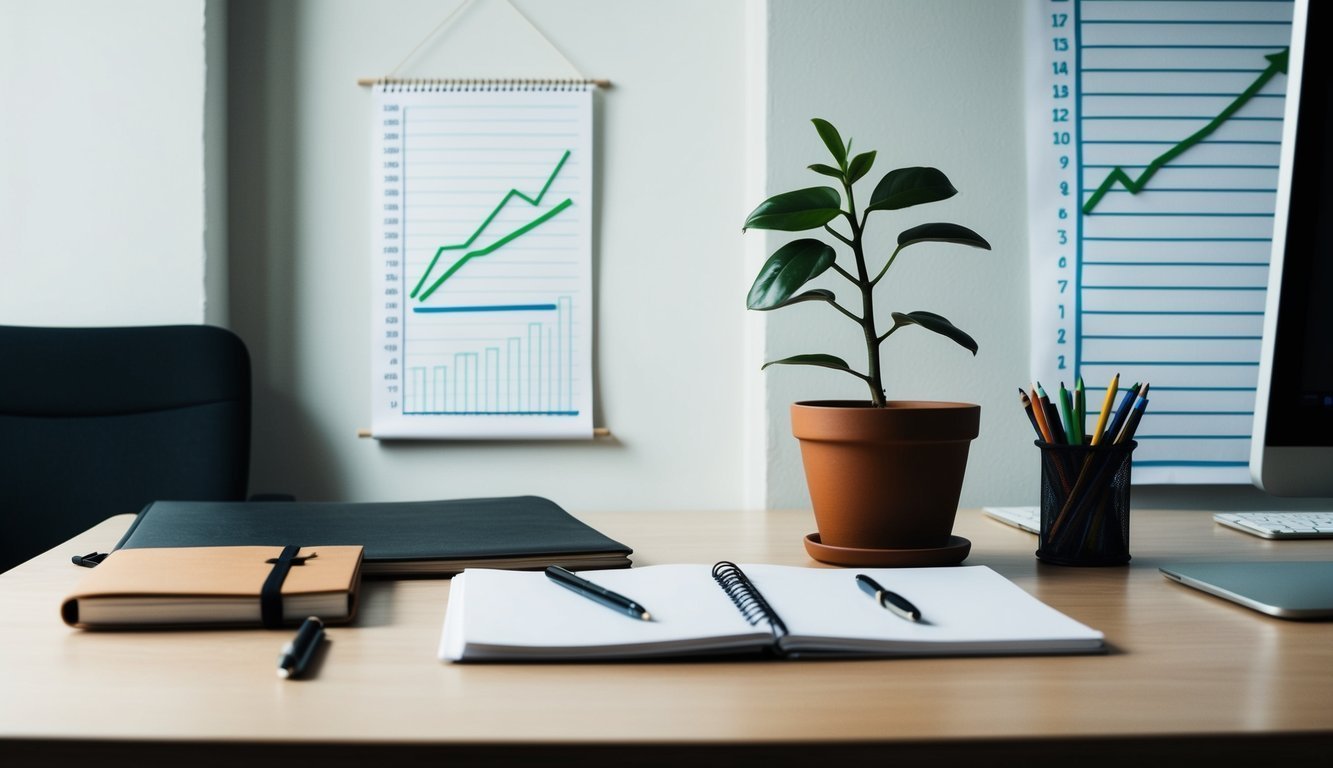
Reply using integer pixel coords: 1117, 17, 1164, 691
2, 508, 1330, 767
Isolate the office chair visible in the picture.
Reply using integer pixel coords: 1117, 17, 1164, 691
0, 325, 251, 572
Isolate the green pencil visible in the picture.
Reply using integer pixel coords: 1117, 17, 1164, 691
1074, 376, 1086, 445
1059, 382, 1081, 445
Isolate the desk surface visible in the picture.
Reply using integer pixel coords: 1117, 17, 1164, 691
3, 508, 1331, 766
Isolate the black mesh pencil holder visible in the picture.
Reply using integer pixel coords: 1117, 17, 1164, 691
1035, 440, 1135, 566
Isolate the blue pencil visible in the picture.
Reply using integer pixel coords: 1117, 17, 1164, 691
1102, 383, 1140, 444
1115, 396, 1149, 444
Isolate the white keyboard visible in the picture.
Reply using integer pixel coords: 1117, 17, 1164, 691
982, 506, 1040, 535
1214, 512, 1333, 540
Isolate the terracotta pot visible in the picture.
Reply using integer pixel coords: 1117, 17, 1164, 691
791, 400, 981, 550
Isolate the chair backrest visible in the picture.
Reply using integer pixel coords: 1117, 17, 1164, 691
0, 325, 251, 572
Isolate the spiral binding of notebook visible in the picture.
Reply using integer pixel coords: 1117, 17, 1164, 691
710, 561, 789, 639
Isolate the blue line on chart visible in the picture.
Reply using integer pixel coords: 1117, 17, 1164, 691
413, 304, 559, 314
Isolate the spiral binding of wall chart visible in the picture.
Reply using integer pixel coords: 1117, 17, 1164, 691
711, 561, 789, 639
373, 78, 597, 93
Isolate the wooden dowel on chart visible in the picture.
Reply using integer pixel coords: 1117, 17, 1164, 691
355, 77, 613, 88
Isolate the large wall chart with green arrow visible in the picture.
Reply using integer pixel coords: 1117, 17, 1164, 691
1027, 0, 1294, 482
371, 84, 593, 439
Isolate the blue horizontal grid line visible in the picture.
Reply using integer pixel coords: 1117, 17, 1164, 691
1082, 116, 1281, 121
1081, 310, 1263, 315
1132, 460, 1249, 467
1083, 285, 1266, 290
1079, 189, 1276, 194
1081, 45, 1293, 50
1083, 164, 1278, 169
1148, 386, 1257, 392
1083, 68, 1279, 74
1082, 262, 1268, 267
1150, 411, 1255, 416
1081, 360, 1259, 366
1134, 434, 1251, 440
1082, 92, 1283, 98
1080, 20, 1290, 26
1081, 237, 1270, 242
1083, 212, 1273, 218
1081, 140, 1281, 145
1082, 335, 1261, 340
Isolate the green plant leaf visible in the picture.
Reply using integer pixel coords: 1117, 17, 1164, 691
742, 187, 842, 231
747, 240, 837, 309
811, 118, 847, 169
867, 167, 958, 211
808, 163, 843, 179
749, 288, 836, 312
897, 222, 992, 250
846, 151, 876, 184
890, 311, 978, 354
760, 353, 856, 375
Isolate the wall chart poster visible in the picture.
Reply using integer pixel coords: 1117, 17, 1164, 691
371, 82, 594, 439
1026, 0, 1294, 483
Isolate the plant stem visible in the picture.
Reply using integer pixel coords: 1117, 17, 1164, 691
842, 179, 886, 406
871, 244, 905, 287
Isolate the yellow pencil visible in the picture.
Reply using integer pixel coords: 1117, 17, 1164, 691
1089, 373, 1120, 446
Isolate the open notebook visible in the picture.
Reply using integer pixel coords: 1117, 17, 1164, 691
439, 562, 1104, 661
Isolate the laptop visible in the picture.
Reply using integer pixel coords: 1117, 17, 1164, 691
1159, 562, 1333, 620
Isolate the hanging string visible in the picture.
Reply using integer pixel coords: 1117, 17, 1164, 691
385, 0, 473, 79
501, 0, 587, 79
359, 0, 608, 88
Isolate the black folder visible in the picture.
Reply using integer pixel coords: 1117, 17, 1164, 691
115, 496, 632, 577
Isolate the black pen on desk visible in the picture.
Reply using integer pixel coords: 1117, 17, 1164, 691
277, 616, 324, 679
855, 574, 922, 622
545, 565, 652, 621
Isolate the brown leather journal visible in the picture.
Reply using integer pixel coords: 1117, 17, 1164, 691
61, 545, 363, 629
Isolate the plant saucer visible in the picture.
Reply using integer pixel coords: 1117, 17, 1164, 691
803, 533, 971, 568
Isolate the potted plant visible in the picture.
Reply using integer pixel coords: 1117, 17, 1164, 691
743, 118, 991, 566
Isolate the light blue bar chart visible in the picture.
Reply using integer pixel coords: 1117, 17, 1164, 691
405, 297, 576, 415
1028, 0, 1294, 482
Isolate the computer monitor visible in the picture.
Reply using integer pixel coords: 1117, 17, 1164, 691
1250, 0, 1333, 497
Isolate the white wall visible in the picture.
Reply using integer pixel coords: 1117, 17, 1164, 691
227, 0, 751, 508
0, 0, 211, 326
4, 0, 1301, 514
761, 0, 1035, 509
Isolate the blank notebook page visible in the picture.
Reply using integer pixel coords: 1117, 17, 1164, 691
441, 565, 771, 659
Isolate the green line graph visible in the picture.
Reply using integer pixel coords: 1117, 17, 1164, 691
411, 150, 574, 302
1081, 48, 1288, 215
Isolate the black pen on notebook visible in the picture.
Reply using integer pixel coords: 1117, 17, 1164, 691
277, 616, 324, 679
855, 574, 922, 622
545, 565, 652, 621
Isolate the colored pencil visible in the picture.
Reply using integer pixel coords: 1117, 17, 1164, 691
1115, 395, 1149, 444
1060, 382, 1081, 445
1037, 383, 1066, 444
1074, 376, 1086, 444
1089, 373, 1119, 446
1019, 388, 1043, 441
1102, 382, 1140, 445
1029, 383, 1055, 444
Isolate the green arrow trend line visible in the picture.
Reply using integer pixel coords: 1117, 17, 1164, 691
1082, 48, 1288, 215
411, 149, 573, 301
